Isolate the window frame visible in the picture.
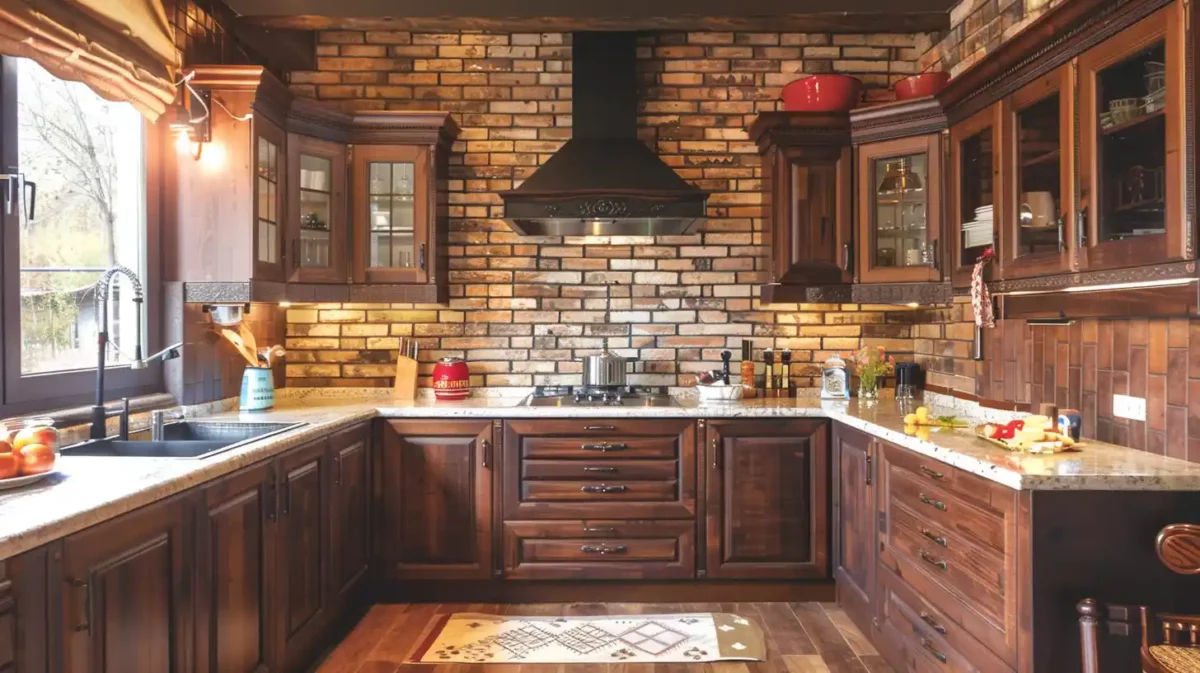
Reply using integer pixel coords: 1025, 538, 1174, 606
0, 56, 165, 417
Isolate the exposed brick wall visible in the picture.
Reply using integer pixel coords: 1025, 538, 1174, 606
282, 29, 936, 390
918, 0, 1063, 75
167, 0, 266, 67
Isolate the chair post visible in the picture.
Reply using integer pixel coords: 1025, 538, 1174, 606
1079, 598, 1102, 673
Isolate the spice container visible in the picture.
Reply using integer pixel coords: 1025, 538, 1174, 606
740, 340, 756, 399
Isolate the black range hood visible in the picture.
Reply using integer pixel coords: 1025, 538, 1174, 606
500, 32, 708, 236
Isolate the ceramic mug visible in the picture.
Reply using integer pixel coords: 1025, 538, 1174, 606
240, 367, 275, 412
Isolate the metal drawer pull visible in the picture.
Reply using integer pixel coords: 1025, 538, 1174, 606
919, 612, 947, 635
919, 549, 948, 572
919, 493, 947, 511
920, 465, 944, 480
582, 526, 617, 533
582, 443, 627, 452
921, 528, 948, 547
68, 578, 90, 632
583, 466, 617, 473
584, 425, 615, 431
581, 484, 628, 494
920, 638, 948, 664
581, 544, 627, 555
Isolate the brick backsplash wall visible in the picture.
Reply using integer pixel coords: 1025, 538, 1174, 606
281, 29, 936, 390
918, 0, 1064, 75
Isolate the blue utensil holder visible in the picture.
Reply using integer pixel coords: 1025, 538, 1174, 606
240, 367, 275, 412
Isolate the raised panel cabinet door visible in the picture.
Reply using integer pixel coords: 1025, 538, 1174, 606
330, 423, 371, 603
61, 496, 191, 673
705, 419, 829, 580
274, 438, 332, 671
195, 461, 275, 673
832, 423, 876, 636
378, 420, 494, 579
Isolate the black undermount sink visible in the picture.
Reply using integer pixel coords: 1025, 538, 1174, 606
64, 421, 306, 460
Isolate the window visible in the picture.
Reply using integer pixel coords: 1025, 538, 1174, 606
1, 57, 157, 411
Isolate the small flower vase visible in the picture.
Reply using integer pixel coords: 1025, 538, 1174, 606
858, 374, 880, 402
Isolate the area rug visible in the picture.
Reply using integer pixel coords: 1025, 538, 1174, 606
409, 612, 766, 664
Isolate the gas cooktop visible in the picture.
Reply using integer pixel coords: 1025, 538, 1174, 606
522, 385, 678, 408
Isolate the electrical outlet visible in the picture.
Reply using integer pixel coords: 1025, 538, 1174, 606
1113, 394, 1147, 422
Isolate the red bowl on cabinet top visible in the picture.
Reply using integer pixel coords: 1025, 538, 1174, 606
894, 72, 950, 100
781, 74, 864, 112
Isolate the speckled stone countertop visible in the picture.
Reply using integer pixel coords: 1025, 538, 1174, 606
1, 389, 1199, 561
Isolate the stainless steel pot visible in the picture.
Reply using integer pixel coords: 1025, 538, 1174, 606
580, 349, 638, 387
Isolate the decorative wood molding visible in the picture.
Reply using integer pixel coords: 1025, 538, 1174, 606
850, 97, 948, 145
748, 112, 852, 152
988, 261, 1198, 294
760, 282, 953, 305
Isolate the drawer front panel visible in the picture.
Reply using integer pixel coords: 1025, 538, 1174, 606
506, 419, 695, 437
522, 480, 678, 502
522, 459, 678, 481
889, 503, 1005, 594
502, 520, 695, 580
881, 442, 1013, 510
521, 436, 678, 460
889, 470, 1005, 553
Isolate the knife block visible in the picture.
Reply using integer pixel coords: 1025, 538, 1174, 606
393, 355, 418, 400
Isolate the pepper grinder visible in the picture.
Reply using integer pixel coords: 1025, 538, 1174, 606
740, 339, 756, 399
720, 350, 732, 385
780, 349, 793, 398
764, 349, 775, 396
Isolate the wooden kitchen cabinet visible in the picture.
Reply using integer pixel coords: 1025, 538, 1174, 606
704, 419, 829, 579
195, 460, 275, 673
749, 112, 853, 303
377, 419, 494, 580
832, 423, 877, 637
330, 423, 371, 605
949, 103, 1003, 287
60, 494, 193, 673
288, 133, 348, 284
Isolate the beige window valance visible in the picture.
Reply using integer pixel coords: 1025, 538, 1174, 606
0, 0, 178, 120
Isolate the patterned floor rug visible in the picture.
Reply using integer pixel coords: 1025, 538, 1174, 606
409, 612, 766, 664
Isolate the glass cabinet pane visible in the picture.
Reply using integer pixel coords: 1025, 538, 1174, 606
256, 135, 280, 265
298, 154, 332, 269
958, 127, 995, 266
368, 161, 415, 268
871, 153, 930, 268
1015, 94, 1063, 258
1093, 40, 1167, 243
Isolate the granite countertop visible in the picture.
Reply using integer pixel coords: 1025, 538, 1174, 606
1, 389, 1199, 561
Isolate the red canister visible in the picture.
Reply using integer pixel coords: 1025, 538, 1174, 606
432, 356, 471, 400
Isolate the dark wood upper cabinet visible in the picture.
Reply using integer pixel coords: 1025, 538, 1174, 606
329, 423, 371, 604
704, 419, 829, 580
832, 423, 877, 638
949, 104, 1004, 287
750, 112, 853, 303
352, 143, 434, 286
274, 438, 333, 672
195, 461, 275, 673
60, 495, 192, 673
377, 419, 494, 580
1078, 2, 1187, 272
288, 133, 348, 284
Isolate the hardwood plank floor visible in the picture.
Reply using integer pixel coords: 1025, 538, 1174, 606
314, 603, 890, 673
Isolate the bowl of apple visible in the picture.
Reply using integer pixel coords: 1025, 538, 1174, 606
0, 419, 59, 489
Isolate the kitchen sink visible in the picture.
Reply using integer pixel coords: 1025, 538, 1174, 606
63, 421, 306, 460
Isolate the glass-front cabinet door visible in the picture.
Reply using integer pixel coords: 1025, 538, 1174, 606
1001, 65, 1075, 278
253, 118, 287, 281
950, 104, 1003, 287
353, 145, 429, 284
1079, 3, 1185, 270
288, 135, 347, 283
856, 135, 941, 283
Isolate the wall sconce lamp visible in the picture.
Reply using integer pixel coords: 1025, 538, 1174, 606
167, 72, 211, 161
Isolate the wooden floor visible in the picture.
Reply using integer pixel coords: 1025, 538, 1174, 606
315, 602, 892, 673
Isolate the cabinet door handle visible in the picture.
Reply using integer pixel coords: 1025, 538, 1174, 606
68, 578, 90, 632
865, 455, 873, 486
419, 243, 427, 271
582, 526, 617, 533
292, 238, 299, 269
581, 443, 626, 452
711, 437, 721, 469
334, 452, 342, 487
580, 544, 627, 555
931, 238, 940, 272
920, 638, 948, 664
581, 484, 627, 494
918, 493, 947, 511
919, 549, 948, 572
283, 478, 291, 516
583, 466, 617, 473
265, 470, 277, 523
842, 243, 851, 271
921, 528, 948, 548
584, 425, 615, 431
919, 465, 944, 480
919, 611, 947, 635
481, 439, 492, 469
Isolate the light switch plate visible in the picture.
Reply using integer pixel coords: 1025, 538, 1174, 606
1113, 394, 1147, 422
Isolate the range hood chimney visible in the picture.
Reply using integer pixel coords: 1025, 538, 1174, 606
500, 32, 708, 236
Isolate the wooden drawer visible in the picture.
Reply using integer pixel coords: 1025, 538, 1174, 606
522, 459, 678, 480
890, 502, 1005, 595
502, 520, 695, 580
522, 480, 678, 502
503, 420, 697, 520
889, 466, 1006, 553
877, 567, 1014, 673
520, 436, 678, 460
880, 441, 1015, 513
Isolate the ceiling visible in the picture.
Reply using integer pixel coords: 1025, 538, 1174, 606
226, 0, 953, 33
